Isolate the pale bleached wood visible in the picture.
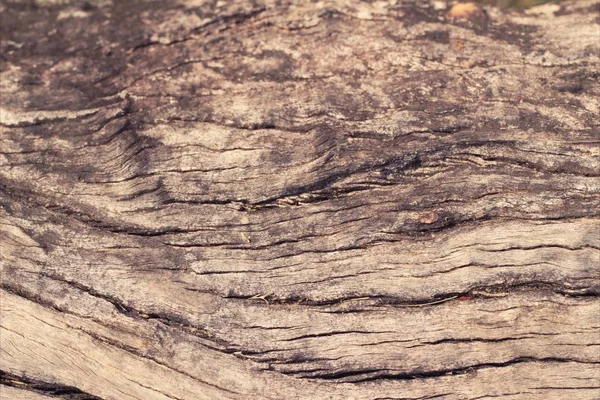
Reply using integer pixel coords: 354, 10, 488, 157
2, 290, 599, 400
0, 386, 55, 400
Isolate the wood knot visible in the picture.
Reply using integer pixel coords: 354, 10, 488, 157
418, 211, 439, 224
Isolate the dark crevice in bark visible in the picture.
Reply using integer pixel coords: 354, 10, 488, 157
485, 244, 600, 252
279, 330, 395, 342
529, 386, 600, 390
0, 370, 103, 399
421, 335, 551, 346
225, 281, 599, 308
130, 6, 267, 53
291, 357, 599, 382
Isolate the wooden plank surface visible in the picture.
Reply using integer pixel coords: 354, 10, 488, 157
1, 0, 599, 399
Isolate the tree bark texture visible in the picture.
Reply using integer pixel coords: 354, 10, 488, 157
1, 0, 599, 399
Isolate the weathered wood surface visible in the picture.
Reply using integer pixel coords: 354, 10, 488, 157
1, 0, 599, 399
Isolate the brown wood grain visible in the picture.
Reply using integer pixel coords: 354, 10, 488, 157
1, 0, 599, 399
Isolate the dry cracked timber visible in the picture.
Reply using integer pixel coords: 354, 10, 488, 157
1, 0, 599, 399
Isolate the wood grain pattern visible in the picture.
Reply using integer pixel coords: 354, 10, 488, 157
1, 0, 599, 399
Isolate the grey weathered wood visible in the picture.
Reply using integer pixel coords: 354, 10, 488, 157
1, 0, 599, 399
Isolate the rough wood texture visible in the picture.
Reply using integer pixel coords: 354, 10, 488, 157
1, 0, 599, 399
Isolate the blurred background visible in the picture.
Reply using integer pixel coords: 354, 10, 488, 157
475, 0, 556, 8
